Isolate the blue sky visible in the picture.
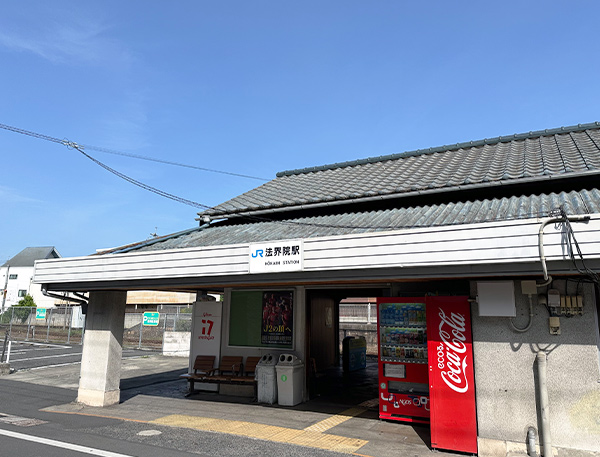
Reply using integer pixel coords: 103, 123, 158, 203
1, 1, 599, 262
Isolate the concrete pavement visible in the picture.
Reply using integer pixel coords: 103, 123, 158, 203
5, 354, 451, 457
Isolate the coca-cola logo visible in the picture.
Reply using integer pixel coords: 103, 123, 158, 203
436, 308, 469, 394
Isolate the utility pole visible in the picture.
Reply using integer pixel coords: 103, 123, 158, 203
1, 264, 9, 313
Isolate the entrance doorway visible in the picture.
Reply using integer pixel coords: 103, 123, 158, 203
306, 288, 386, 404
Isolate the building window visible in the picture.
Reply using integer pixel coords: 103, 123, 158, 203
9, 274, 17, 280
18, 290, 27, 297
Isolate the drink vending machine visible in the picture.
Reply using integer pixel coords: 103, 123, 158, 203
377, 298, 430, 423
377, 296, 478, 454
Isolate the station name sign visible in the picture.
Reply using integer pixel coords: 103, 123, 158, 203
249, 240, 304, 274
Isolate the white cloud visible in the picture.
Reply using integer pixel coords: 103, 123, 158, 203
0, 11, 131, 67
0, 185, 43, 204
99, 91, 151, 151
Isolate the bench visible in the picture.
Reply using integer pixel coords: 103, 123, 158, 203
180, 355, 260, 397
180, 355, 217, 395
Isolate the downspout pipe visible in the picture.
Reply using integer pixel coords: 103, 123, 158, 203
537, 352, 552, 457
41, 286, 88, 307
538, 214, 590, 281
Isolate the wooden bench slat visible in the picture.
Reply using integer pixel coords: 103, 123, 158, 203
193, 355, 217, 375
181, 355, 259, 399
243, 356, 261, 376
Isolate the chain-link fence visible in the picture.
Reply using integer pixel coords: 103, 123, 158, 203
123, 310, 192, 349
0, 307, 193, 350
0, 306, 84, 345
339, 303, 376, 323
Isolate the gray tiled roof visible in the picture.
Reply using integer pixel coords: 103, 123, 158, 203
201, 123, 600, 218
134, 189, 600, 252
3, 247, 60, 267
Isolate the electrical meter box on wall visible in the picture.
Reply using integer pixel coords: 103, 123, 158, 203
477, 281, 516, 317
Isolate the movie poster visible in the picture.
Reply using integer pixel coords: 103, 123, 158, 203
261, 291, 293, 346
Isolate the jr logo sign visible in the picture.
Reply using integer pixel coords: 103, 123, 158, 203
249, 241, 303, 274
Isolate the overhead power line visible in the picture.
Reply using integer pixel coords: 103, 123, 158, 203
69, 142, 212, 210
81, 144, 269, 181
0, 122, 269, 181
0, 122, 219, 210
0, 122, 585, 235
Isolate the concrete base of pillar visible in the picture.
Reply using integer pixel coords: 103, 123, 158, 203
77, 388, 120, 407
0, 363, 10, 376
77, 290, 127, 408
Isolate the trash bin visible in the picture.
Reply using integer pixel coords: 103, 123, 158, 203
256, 354, 278, 404
343, 336, 367, 372
275, 354, 304, 406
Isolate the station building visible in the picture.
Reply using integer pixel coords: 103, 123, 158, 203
33, 123, 600, 456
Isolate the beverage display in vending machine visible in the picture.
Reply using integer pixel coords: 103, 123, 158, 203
377, 298, 430, 423
377, 295, 478, 454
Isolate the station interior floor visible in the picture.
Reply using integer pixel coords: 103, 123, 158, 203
308, 355, 380, 407
185, 355, 431, 447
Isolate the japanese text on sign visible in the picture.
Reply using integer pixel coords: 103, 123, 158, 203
249, 241, 303, 273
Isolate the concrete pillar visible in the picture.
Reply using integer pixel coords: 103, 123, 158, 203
77, 290, 127, 407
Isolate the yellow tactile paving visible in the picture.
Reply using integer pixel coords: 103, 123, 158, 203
304, 407, 366, 433
152, 414, 368, 453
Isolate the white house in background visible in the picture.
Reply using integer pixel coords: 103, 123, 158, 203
1, 247, 61, 311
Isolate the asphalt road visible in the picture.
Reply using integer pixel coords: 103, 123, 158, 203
0, 346, 356, 457
4, 341, 154, 371
0, 380, 352, 457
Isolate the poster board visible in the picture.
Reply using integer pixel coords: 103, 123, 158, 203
229, 290, 293, 349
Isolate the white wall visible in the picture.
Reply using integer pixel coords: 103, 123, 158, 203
471, 280, 600, 455
1, 266, 56, 311
32, 215, 600, 285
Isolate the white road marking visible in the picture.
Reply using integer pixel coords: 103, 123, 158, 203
14, 342, 72, 349
19, 354, 150, 371
137, 429, 162, 436
0, 428, 135, 457
27, 362, 83, 370
12, 353, 82, 362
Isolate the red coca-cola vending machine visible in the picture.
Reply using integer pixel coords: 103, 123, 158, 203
377, 297, 430, 423
377, 296, 477, 454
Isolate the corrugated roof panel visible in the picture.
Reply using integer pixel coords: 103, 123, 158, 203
539, 135, 565, 173
582, 130, 600, 168
131, 189, 600, 253
203, 124, 600, 218
522, 138, 544, 177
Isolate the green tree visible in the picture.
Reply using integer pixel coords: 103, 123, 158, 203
17, 294, 35, 307
13, 294, 36, 323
